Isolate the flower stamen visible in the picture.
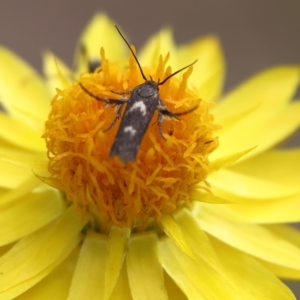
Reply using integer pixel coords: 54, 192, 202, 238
43, 48, 219, 227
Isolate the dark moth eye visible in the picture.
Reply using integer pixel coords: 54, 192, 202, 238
88, 60, 101, 73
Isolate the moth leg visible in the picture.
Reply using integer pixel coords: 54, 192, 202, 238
156, 100, 176, 140
156, 99, 198, 140
173, 105, 198, 117
111, 90, 132, 95
157, 112, 166, 140
79, 83, 127, 104
156, 107, 179, 140
157, 99, 198, 119
157, 100, 180, 120
103, 103, 125, 132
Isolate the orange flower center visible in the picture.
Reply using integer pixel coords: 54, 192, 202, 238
43, 47, 219, 227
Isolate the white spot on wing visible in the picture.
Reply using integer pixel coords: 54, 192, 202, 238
124, 126, 137, 136
129, 101, 147, 116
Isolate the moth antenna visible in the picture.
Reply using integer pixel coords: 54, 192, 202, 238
115, 25, 148, 82
158, 60, 198, 86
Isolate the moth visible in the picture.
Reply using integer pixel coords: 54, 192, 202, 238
80, 26, 197, 163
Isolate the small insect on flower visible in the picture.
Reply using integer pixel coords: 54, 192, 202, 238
79, 26, 197, 163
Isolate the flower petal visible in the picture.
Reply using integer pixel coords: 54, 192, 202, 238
67, 232, 107, 299
14, 247, 80, 300
159, 214, 194, 259
0, 47, 51, 126
163, 272, 188, 300
249, 101, 300, 155
209, 168, 300, 201
258, 225, 300, 280
210, 237, 296, 300
127, 233, 168, 300
259, 259, 300, 281
139, 28, 176, 68
209, 146, 255, 174
159, 236, 237, 299
0, 207, 85, 299
178, 36, 225, 102
193, 203, 300, 270
67, 232, 132, 300
0, 113, 45, 152
74, 13, 127, 74
189, 190, 232, 204
211, 66, 300, 162
0, 159, 32, 189
43, 51, 73, 93
230, 149, 300, 189
174, 208, 226, 275
108, 263, 132, 300
214, 66, 300, 122
104, 226, 130, 300
227, 194, 300, 224
0, 176, 40, 205
0, 188, 65, 246
0, 153, 48, 174
212, 101, 300, 163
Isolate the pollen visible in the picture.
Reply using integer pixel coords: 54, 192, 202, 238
43, 47, 219, 227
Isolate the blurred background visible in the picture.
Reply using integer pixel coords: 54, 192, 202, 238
1, 0, 300, 296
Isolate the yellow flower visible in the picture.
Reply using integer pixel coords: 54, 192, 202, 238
1, 13, 300, 299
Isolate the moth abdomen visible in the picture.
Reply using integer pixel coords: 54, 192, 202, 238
109, 83, 159, 162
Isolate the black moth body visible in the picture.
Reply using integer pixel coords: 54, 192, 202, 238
109, 81, 160, 162
79, 26, 197, 163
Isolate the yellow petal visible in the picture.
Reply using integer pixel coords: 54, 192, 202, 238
0, 153, 48, 174
178, 35, 225, 102
227, 194, 300, 224
159, 213, 194, 259
74, 13, 127, 75
209, 168, 300, 201
0, 47, 51, 126
0, 113, 45, 152
230, 148, 300, 189
214, 65, 300, 121
0, 243, 15, 257
258, 225, 300, 280
0, 176, 41, 205
212, 102, 298, 164
104, 226, 130, 300
15, 247, 80, 300
108, 263, 132, 300
159, 236, 237, 299
266, 224, 300, 252
249, 101, 300, 156
189, 190, 232, 204
0, 188, 65, 246
174, 208, 225, 275
43, 51, 73, 93
164, 272, 188, 300
0, 159, 32, 189
0, 138, 25, 156
139, 28, 176, 68
127, 233, 168, 300
0, 207, 85, 299
209, 146, 255, 174
193, 203, 300, 270
210, 237, 296, 300
215, 103, 259, 136
260, 259, 300, 281
67, 232, 107, 300
211, 66, 300, 162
